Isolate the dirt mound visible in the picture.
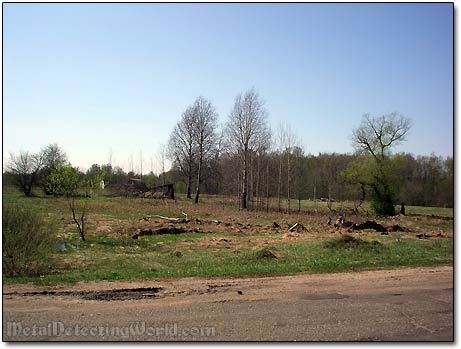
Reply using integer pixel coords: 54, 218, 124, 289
388, 224, 412, 232
283, 232, 300, 240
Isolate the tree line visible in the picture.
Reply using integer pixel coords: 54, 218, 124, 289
167, 90, 452, 214
4, 90, 453, 214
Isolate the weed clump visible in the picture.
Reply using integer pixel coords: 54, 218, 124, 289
254, 247, 279, 260
2, 203, 54, 277
324, 235, 383, 250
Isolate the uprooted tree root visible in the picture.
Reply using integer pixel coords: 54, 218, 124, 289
332, 216, 412, 234
416, 232, 443, 239
350, 220, 388, 233
132, 227, 194, 239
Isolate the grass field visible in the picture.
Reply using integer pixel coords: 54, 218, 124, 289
2, 189, 454, 285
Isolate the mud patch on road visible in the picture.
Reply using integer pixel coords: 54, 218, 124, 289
301, 293, 349, 300
3, 287, 164, 301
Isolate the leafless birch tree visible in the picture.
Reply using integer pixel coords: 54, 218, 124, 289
193, 96, 218, 203
226, 89, 270, 209
168, 97, 218, 202
168, 105, 197, 199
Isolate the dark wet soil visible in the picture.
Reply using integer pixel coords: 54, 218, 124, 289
3, 287, 164, 301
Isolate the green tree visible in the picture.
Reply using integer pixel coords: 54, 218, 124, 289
44, 164, 89, 241
342, 156, 373, 213
351, 113, 411, 215
40, 143, 67, 195
82, 164, 106, 197
43, 164, 80, 197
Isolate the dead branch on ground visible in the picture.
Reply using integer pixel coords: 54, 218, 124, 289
288, 223, 306, 232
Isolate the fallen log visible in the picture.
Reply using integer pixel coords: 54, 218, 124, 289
153, 215, 189, 223
416, 233, 432, 239
289, 223, 306, 232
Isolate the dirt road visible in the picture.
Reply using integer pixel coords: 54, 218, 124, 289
3, 266, 453, 341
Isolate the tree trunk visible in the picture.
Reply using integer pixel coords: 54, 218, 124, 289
313, 183, 317, 211
194, 186, 200, 203
194, 151, 203, 204
278, 153, 282, 212
237, 164, 241, 209
256, 152, 261, 211
249, 152, 253, 209
266, 158, 270, 213
287, 151, 291, 214
241, 150, 248, 209
187, 172, 192, 199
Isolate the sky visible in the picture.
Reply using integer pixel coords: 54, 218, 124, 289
3, 3, 454, 173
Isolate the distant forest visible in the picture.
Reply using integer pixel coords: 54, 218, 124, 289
4, 91, 453, 212
3, 149, 453, 209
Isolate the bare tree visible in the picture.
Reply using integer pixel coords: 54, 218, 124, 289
168, 105, 197, 199
280, 123, 298, 214
193, 97, 218, 203
276, 124, 286, 212
129, 153, 134, 174
7, 151, 45, 196
158, 143, 167, 186
292, 145, 306, 213
42, 143, 67, 169
353, 113, 411, 161
69, 198, 87, 241
139, 150, 143, 179
256, 141, 271, 211
226, 89, 270, 209
107, 147, 113, 166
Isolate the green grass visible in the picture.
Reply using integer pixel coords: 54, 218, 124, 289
2, 190, 454, 285
3, 232, 453, 285
405, 205, 454, 217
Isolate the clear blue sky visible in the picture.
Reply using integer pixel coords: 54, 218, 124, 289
3, 3, 453, 172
